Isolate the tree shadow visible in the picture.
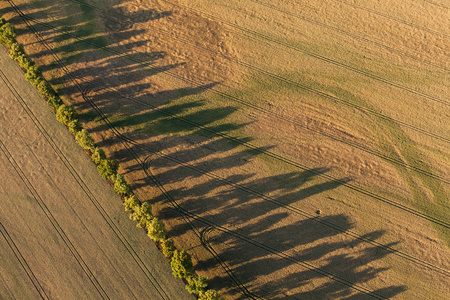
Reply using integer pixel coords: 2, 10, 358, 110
0, 1, 408, 299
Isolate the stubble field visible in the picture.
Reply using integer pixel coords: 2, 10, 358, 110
1, 0, 448, 299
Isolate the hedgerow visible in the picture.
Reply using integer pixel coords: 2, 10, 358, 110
2, 16, 223, 299
97, 158, 119, 180
56, 104, 78, 125
171, 250, 194, 278
75, 129, 95, 152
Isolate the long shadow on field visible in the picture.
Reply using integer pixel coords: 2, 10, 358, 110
147, 143, 406, 299
1, 1, 407, 299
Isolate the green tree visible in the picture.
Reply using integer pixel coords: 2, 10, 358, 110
25, 65, 42, 85
171, 250, 194, 278
36, 80, 55, 99
112, 174, 131, 195
186, 276, 208, 295
123, 194, 139, 212
17, 54, 34, 70
9, 42, 24, 60
199, 290, 223, 300
161, 238, 176, 259
67, 119, 83, 136
97, 158, 119, 179
75, 129, 95, 152
0, 17, 6, 27
91, 147, 106, 165
56, 104, 78, 125
0, 23, 16, 45
131, 202, 153, 228
146, 217, 166, 242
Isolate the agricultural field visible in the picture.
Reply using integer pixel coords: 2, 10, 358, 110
0, 48, 191, 298
1, 0, 448, 299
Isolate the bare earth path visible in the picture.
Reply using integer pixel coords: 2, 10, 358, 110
0, 47, 193, 299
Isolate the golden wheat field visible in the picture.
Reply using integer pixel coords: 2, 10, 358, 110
1, 0, 449, 299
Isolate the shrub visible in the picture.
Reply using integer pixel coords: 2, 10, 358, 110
171, 250, 194, 278
97, 158, 119, 179
67, 120, 82, 135
112, 174, 131, 195
9, 42, 24, 60
36, 79, 55, 99
56, 104, 78, 125
17, 54, 34, 70
0, 23, 16, 45
75, 129, 95, 152
161, 239, 176, 259
25, 65, 42, 85
0, 18, 6, 27
123, 194, 139, 212
131, 202, 153, 228
186, 276, 208, 295
146, 217, 166, 242
91, 147, 106, 165
199, 290, 223, 300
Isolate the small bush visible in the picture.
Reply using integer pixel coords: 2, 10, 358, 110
56, 104, 78, 125
67, 120, 82, 135
171, 250, 194, 278
161, 239, 176, 259
75, 129, 95, 152
25, 65, 42, 85
113, 174, 132, 195
123, 194, 139, 212
199, 290, 223, 300
0, 23, 16, 45
91, 147, 106, 165
17, 54, 34, 70
97, 158, 119, 179
36, 79, 55, 99
9, 42, 24, 60
186, 276, 208, 295
0, 18, 6, 27
131, 202, 153, 228
146, 217, 166, 242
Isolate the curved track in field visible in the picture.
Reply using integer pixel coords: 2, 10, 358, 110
25, 2, 450, 186
8, 0, 450, 275
5, 0, 448, 298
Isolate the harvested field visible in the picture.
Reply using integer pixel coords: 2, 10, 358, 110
1, 0, 448, 299
0, 48, 192, 299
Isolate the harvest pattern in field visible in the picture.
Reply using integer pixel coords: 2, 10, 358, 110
1, 0, 448, 299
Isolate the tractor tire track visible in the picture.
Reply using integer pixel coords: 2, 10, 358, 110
0, 221, 49, 300
6, 1, 448, 293
14, 10, 450, 186
0, 138, 109, 300
157, 0, 449, 106
1, 6, 173, 296
333, 0, 450, 38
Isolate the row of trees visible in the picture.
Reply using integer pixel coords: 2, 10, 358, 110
1, 16, 223, 300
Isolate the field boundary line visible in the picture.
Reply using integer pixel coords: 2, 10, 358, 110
5, 1, 448, 296
11, 0, 450, 250
2, 5, 174, 298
